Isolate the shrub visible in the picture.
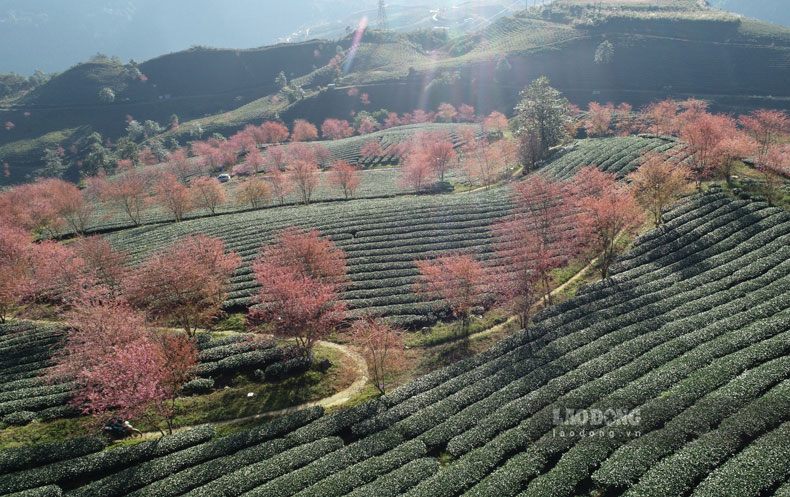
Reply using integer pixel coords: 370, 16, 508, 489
691, 421, 790, 497
293, 440, 427, 497
194, 348, 284, 377
2, 410, 37, 425
264, 356, 312, 381
0, 425, 215, 495
183, 437, 344, 497
123, 406, 323, 497
314, 357, 332, 372
0, 437, 105, 476
345, 457, 440, 497
4, 486, 63, 497
180, 378, 215, 395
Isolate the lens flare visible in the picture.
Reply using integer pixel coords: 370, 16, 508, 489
343, 16, 368, 75
417, 53, 439, 112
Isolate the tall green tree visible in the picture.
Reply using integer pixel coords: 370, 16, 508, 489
83, 143, 110, 177
98, 87, 115, 103
513, 76, 572, 168
115, 137, 139, 163
594, 40, 615, 64
275, 71, 288, 90
40, 148, 65, 178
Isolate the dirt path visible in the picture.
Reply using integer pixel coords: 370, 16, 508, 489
7, 317, 369, 439
14, 249, 602, 440
138, 252, 599, 437
464, 253, 600, 343
136, 339, 368, 439
135, 251, 603, 438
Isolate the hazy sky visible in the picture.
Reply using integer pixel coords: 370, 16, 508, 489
1, 0, 787, 76
708, 0, 790, 27
0, 0, 389, 75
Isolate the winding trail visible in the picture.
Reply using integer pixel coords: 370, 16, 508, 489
226, 340, 369, 415
160, 251, 596, 434
7, 317, 369, 439
14, 250, 602, 440
459, 252, 600, 345
135, 340, 367, 439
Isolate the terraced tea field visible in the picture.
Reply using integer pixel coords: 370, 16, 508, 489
61, 123, 479, 236
105, 188, 525, 327
0, 324, 296, 428
542, 134, 686, 181
344, 40, 430, 83
0, 323, 75, 426
5, 190, 790, 496
103, 134, 679, 325
318, 123, 478, 167
453, 16, 581, 59
78, 166, 409, 235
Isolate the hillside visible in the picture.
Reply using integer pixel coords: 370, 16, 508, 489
100, 135, 671, 325
36, 123, 475, 236
0, 42, 340, 181
16, 42, 339, 108
3, 189, 789, 496
0, 0, 519, 76
0, 324, 322, 427
4, 0, 790, 183
164, 1, 790, 140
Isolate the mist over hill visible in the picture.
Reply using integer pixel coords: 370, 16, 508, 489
0, 0, 519, 76
708, 0, 790, 27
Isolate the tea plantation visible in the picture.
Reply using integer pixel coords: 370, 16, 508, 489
3, 189, 789, 496
104, 135, 676, 326
104, 187, 518, 326
0, 326, 298, 428
541, 134, 687, 181
318, 123, 479, 168
60, 123, 478, 237
77, 166, 411, 236
0, 323, 75, 426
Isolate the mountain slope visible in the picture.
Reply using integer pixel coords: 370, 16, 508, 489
0, 0, 520, 76
100, 135, 676, 325
4, 1, 790, 183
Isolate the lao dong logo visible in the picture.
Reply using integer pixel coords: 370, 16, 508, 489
551, 408, 641, 439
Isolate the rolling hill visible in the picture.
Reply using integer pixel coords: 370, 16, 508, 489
0, 323, 304, 426
2, 1, 789, 494
0, 0, 521, 76
3, 0, 790, 183
2, 187, 789, 496
100, 134, 672, 325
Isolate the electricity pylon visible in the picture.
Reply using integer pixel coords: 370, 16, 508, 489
378, 0, 388, 30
